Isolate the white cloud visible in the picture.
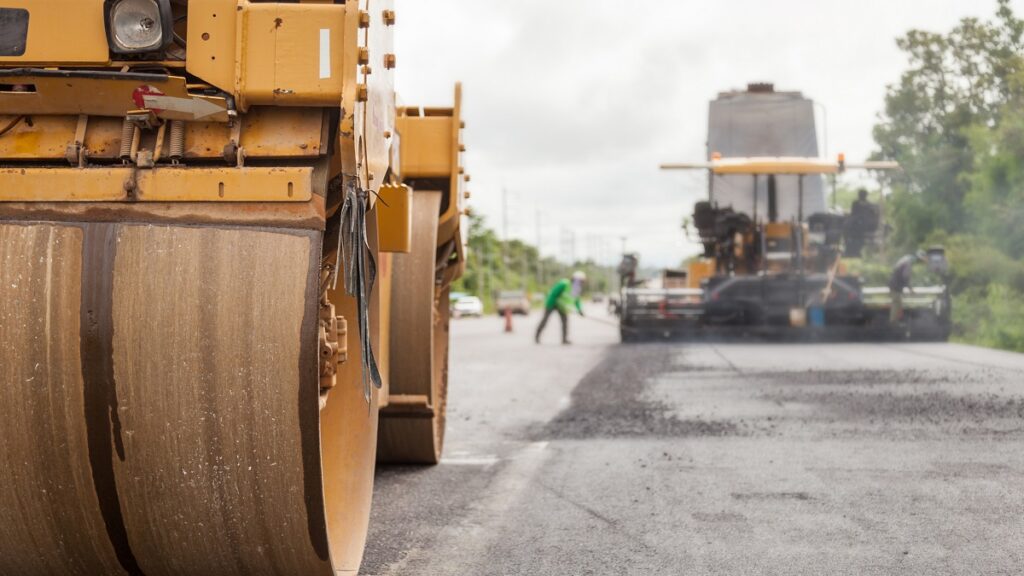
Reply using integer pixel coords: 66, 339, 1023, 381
394, 0, 1021, 267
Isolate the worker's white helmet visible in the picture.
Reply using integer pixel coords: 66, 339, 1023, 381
572, 270, 587, 281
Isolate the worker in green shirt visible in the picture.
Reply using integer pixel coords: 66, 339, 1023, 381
535, 271, 586, 344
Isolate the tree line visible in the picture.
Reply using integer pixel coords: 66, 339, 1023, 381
452, 213, 616, 311
871, 0, 1024, 351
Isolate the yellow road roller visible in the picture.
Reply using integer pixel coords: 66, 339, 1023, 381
377, 85, 468, 464
0, 1, 466, 574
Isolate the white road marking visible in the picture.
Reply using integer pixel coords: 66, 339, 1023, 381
441, 456, 500, 467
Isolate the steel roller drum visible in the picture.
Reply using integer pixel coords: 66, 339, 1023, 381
378, 192, 449, 464
0, 220, 375, 576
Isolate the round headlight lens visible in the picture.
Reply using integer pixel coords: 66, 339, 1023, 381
110, 0, 164, 52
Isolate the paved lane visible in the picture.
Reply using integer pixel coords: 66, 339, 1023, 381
363, 310, 1024, 575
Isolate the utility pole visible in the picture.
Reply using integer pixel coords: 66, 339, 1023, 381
560, 228, 576, 267
502, 188, 509, 289
535, 208, 542, 289
520, 229, 528, 291
606, 237, 614, 295
480, 235, 488, 302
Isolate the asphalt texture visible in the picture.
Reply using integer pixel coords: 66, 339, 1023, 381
362, 307, 1024, 575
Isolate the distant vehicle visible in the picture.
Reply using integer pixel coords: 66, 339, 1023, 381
591, 292, 606, 303
452, 296, 484, 318
496, 290, 531, 315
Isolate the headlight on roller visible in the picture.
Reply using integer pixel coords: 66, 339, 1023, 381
106, 0, 173, 54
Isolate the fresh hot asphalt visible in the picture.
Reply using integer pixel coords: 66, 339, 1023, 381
361, 307, 1024, 575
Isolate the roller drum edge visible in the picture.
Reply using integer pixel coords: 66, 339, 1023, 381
0, 220, 377, 576
378, 191, 451, 465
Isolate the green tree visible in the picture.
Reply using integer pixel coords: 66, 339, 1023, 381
452, 213, 616, 311
964, 87, 1024, 261
873, 0, 1024, 250
872, 0, 1024, 351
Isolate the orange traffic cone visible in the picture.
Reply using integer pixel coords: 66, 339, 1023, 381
504, 307, 513, 333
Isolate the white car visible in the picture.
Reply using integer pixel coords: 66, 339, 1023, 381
451, 296, 484, 318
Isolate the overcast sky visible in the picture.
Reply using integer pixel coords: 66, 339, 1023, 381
394, 0, 1022, 268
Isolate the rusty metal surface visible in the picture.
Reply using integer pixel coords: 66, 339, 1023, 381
109, 225, 331, 575
0, 218, 380, 575
378, 191, 448, 464
0, 223, 129, 576
0, 115, 80, 160
0, 109, 324, 162
0, 196, 326, 230
320, 209, 386, 573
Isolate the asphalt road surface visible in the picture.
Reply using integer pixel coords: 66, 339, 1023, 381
363, 307, 1024, 575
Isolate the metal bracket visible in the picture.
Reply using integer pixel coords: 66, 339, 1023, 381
318, 285, 349, 394
64, 114, 89, 167
126, 109, 162, 131
224, 120, 245, 166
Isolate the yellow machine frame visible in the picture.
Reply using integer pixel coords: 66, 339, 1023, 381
0, 2, 460, 575
375, 84, 469, 464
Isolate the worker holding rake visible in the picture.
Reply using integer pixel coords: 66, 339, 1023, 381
535, 271, 586, 345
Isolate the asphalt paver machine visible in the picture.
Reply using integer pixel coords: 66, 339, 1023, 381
620, 85, 949, 342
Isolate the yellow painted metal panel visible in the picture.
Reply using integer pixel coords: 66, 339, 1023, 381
185, 0, 239, 93
239, 107, 325, 158
0, 74, 229, 122
0, 168, 126, 201
81, 117, 125, 159
376, 184, 412, 253
687, 259, 716, 290
0, 0, 109, 65
397, 83, 465, 249
663, 158, 898, 174
136, 167, 313, 202
0, 115, 77, 160
184, 107, 325, 159
397, 117, 452, 178
0, 167, 313, 202
712, 158, 840, 175
439, 82, 465, 243
239, 4, 347, 108
662, 157, 841, 175
764, 222, 794, 238
0, 109, 323, 162
0, 115, 123, 161
376, 250, 393, 403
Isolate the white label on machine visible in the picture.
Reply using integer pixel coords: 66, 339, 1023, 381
319, 29, 331, 79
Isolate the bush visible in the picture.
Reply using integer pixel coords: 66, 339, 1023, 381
953, 284, 1024, 351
